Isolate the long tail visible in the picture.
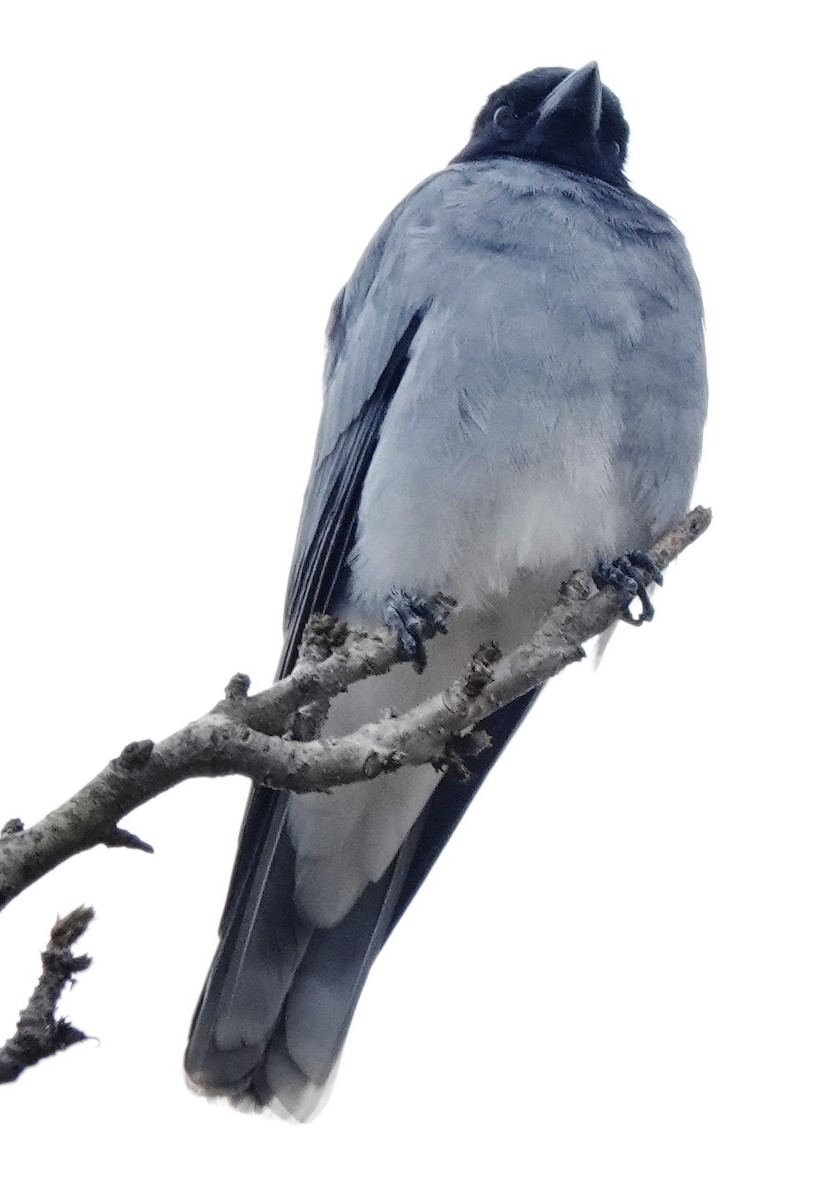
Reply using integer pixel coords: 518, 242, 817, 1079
185, 688, 539, 1118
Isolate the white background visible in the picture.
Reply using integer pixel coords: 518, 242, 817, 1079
0, 3, 826, 1197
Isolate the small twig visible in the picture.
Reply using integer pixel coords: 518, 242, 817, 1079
289, 614, 349, 742
0, 906, 94, 1083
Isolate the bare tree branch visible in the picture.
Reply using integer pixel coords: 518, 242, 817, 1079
0, 507, 711, 913
0, 906, 94, 1084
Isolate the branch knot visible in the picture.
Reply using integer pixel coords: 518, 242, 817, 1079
115, 740, 154, 772
224, 673, 251, 700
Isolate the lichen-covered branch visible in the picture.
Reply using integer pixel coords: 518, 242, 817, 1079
0, 507, 711, 913
0, 906, 94, 1084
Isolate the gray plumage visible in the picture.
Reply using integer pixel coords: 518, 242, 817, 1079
186, 63, 707, 1119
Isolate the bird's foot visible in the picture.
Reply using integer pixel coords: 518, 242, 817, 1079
593, 550, 663, 626
384, 588, 449, 672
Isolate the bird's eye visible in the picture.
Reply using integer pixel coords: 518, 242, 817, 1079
611, 141, 621, 156
492, 104, 514, 129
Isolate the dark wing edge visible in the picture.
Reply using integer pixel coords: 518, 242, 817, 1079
215, 310, 425, 941
388, 685, 542, 936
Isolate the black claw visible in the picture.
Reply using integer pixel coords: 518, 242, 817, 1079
384, 588, 446, 672
627, 550, 664, 588
593, 550, 662, 626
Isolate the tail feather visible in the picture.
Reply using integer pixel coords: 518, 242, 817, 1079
186, 795, 312, 1092
280, 822, 421, 1081
188, 808, 424, 1114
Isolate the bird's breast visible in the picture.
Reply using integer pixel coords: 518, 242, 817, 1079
346, 165, 703, 619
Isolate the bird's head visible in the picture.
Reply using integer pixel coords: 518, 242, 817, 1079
453, 63, 629, 187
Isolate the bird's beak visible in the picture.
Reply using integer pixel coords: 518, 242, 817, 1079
536, 62, 603, 133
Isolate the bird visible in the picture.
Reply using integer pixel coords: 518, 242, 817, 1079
185, 62, 707, 1119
